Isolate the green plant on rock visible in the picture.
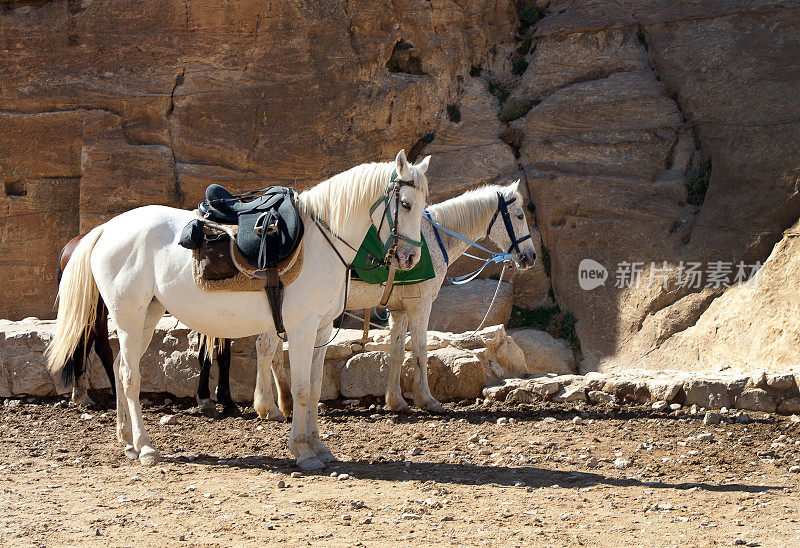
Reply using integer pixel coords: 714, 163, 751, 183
518, 6, 543, 32
488, 82, 510, 107
512, 58, 529, 76
687, 156, 712, 205
499, 97, 536, 123
508, 305, 579, 349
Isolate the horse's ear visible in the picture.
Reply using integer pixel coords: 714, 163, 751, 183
509, 179, 520, 194
395, 149, 411, 179
415, 155, 431, 174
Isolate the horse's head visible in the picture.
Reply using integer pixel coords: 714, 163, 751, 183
372, 150, 430, 271
487, 180, 537, 270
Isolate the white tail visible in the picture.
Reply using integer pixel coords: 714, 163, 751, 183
197, 334, 217, 363
46, 226, 105, 383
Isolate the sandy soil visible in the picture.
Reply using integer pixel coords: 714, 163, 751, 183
1, 397, 799, 547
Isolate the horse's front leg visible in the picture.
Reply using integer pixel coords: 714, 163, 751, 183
253, 332, 285, 421
307, 323, 335, 463
385, 310, 411, 413
285, 321, 323, 470
409, 302, 444, 413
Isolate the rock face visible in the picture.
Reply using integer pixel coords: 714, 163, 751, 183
0, 0, 517, 319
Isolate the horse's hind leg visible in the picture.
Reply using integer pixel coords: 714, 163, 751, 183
215, 338, 236, 410
254, 333, 285, 421
385, 310, 411, 413
117, 300, 166, 466
69, 333, 95, 408
196, 337, 217, 417
285, 320, 323, 470
93, 302, 116, 402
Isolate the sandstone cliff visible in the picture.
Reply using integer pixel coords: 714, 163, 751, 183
1, 0, 798, 373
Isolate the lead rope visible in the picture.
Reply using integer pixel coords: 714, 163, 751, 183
470, 262, 508, 335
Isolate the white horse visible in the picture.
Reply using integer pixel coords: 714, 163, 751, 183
253, 181, 537, 420
47, 151, 431, 470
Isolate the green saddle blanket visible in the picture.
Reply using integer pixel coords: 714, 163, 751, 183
351, 226, 435, 286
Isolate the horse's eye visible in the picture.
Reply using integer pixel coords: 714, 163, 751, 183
517, 214, 524, 220
401, 199, 413, 210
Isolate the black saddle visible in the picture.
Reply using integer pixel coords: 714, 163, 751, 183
195, 184, 303, 268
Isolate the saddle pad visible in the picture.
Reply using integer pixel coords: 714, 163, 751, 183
351, 225, 435, 286
190, 240, 304, 293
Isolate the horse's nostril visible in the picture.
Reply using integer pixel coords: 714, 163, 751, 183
408, 253, 416, 264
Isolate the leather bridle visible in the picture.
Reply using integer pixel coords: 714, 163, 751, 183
486, 192, 532, 255
370, 169, 423, 265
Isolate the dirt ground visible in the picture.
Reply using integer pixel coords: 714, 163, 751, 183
1, 396, 799, 547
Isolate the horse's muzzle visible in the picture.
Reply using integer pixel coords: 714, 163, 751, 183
514, 250, 536, 270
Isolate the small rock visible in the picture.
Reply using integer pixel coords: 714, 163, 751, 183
80, 413, 93, 420
350, 499, 364, 509
587, 391, 615, 404
697, 432, 714, 442
341, 514, 351, 522
669, 403, 682, 411
402, 512, 421, 520
441, 516, 454, 522
788, 466, 800, 473
330, 472, 339, 477
277, 480, 286, 489
652, 401, 669, 412
337, 474, 350, 481
406, 447, 422, 456
496, 417, 508, 425
586, 457, 599, 469
159, 414, 178, 426
572, 416, 583, 425
613, 458, 631, 469
290, 472, 302, 478
703, 412, 722, 426
736, 413, 752, 424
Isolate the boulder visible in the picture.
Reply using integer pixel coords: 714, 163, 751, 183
683, 379, 731, 410
735, 389, 777, 413
508, 328, 576, 375
428, 281, 514, 333
338, 352, 389, 399
403, 346, 487, 402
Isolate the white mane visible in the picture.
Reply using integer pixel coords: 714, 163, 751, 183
428, 185, 519, 240
298, 161, 429, 236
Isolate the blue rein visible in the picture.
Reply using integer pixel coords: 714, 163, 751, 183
423, 211, 516, 285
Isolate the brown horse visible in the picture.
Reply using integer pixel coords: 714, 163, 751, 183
58, 233, 115, 407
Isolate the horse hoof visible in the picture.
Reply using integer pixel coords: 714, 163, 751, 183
139, 446, 161, 466
297, 457, 325, 471
316, 449, 337, 464
386, 397, 411, 414
418, 398, 445, 414
124, 445, 139, 460
198, 399, 218, 418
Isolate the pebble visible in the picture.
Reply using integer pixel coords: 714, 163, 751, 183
362, 517, 373, 525
697, 432, 714, 442
341, 514, 351, 522
652, 401, 669, 412
290, 472, 302, 478
497, 417, 508, 425
330, 472, 339, 478
402, 512, 421, 520
350, 500, 364, 509
703, 412, 722, 425
669, 403, 682, 411
159, 415, 179, 426
572, 416, 583, 425
406, 447, 422, 456
468, 434, 479, 443
80, 413, 93, 420
5, 399, 22, 408
277, 480, 286, 489
613, 458, 631, 469
586, 457, 599, 469
337, 474, 350, 481
412, 432, 425, 440
789, 466, 800, 473
789, 415, 800, 424
736, 413, 752, 424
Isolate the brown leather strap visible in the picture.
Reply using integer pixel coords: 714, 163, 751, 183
362, 309, 370, 342
380, 263, 397, 306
